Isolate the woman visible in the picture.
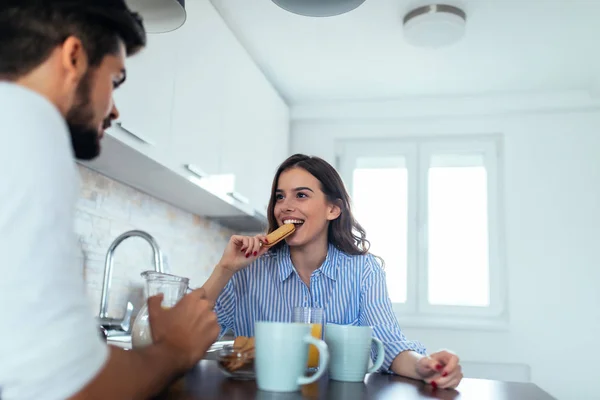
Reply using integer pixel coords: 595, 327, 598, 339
201, 154, 463, 390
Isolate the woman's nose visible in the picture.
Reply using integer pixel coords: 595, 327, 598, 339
280, 197, 295, 211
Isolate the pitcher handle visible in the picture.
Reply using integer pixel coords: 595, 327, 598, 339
367, 337, 385, 373
297, 335, 329, 386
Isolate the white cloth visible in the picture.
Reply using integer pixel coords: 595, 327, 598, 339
0, 83, 108, 400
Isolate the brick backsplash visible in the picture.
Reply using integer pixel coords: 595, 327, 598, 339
75, 165, 234, 320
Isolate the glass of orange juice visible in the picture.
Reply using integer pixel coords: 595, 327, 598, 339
292, 306, 324, 371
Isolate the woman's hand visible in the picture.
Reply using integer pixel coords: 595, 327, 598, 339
217, 234, 269, 274
416, 350, 463, 389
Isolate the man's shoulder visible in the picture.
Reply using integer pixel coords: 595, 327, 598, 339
0, 83, 75, 180
0, 82, 62, 116
0, 82, 69, 142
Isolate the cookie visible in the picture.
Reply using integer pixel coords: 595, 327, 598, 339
262, 223, 296, 248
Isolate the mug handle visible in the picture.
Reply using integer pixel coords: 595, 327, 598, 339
296, 335, 330, 386
367, 337, 385, 373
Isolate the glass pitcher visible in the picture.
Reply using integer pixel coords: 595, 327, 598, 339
131, 270, 190, 349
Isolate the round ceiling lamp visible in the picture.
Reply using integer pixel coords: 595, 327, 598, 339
125, 0, 186, 33
403, 4, 466, 48
272, 0, 367, 17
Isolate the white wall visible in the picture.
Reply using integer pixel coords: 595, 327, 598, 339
291, 109, 600, 400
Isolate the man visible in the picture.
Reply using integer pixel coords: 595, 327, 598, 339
0, 1, 219, 399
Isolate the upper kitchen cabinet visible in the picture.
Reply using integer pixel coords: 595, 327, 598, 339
110, 31, 178, 163
81, 0, 282, 232
168, 0, 289, 215
168, 0, 227, 177
219, 19, 290, 215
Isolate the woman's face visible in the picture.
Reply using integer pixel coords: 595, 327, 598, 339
273, 167, 340, 248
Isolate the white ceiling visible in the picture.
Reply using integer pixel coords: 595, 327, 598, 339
209, 0, 600, 104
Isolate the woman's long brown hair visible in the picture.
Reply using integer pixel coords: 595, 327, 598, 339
266, 154, 370, 255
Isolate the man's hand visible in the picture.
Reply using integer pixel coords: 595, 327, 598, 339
69, 289, 219, 400
147, 288, 219, 371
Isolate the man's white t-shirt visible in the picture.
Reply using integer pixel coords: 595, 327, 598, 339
0, 83, 108, 399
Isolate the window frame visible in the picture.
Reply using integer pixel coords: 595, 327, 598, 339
338, 135, 506, 322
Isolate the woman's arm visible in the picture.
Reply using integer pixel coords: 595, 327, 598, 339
201, 234, 269, 302
391, 350, 430, 379
392, 349, 463, 389
201, 234, 270, 337
359, 255, 462, 388
202, 263, 235, 302
358, 256, 427, 376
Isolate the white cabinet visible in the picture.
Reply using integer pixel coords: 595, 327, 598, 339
219, 14, 290, 215
168, 0, 225, 176
250, 86, 289, 214
110, 32, 178, 163
220, 68, 289, 215
84, 0, 285, 232
168, 0, 289, 215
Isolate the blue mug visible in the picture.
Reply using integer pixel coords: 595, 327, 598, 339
324, 324, 385, 382
255, 321, 329, 392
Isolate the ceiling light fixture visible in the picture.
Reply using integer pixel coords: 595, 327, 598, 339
125, 0, 186, 33
271, 0, 366, 17
403, 4, 466, 48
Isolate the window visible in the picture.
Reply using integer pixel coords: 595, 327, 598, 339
339, 136, 504, 319
352, 157, 409, 303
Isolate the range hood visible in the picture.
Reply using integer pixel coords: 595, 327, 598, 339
78, 133, 268, 233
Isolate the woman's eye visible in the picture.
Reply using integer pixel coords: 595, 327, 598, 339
297, 192, 307, 198
275, 194, 284, 201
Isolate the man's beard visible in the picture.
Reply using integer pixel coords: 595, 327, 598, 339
66, 71, 101, 161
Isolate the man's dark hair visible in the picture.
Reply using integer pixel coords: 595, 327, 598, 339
0, 0, 147, 80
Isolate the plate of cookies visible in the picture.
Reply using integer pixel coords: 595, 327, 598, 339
216, 336, 256, 380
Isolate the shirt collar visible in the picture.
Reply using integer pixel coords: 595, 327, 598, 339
277, 243, 339, 282
320, 243, 339, 281
278, 245, 295, 282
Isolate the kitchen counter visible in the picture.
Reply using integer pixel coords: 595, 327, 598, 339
152, 360, 557, 400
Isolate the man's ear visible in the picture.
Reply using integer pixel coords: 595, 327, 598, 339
326, 199, 342, 221
60, 36, 88, 86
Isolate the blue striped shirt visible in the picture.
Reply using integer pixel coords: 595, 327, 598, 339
214, 243, 427, 371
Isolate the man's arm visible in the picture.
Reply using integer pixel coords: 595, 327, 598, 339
71, 345, 183, 400
71, 290, 219, 399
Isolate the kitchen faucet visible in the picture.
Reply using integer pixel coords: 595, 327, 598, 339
97, 230, 164, 339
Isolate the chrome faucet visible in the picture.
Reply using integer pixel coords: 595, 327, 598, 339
97, 230, 164, 338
